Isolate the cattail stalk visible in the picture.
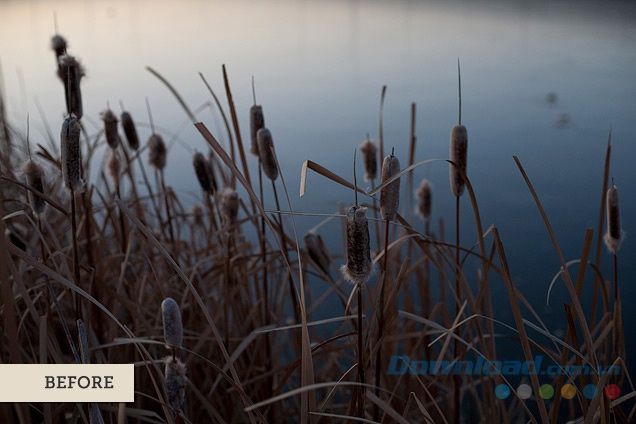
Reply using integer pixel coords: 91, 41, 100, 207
604, 184, 623, 358
161, 298, 183, 356
165, 357, 186, 414
120, 111, 139, 150
101, 109, 119, 149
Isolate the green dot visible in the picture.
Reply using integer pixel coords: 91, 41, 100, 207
540, 384, 554, 399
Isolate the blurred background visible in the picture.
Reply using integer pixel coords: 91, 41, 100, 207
1, 0, 635, 368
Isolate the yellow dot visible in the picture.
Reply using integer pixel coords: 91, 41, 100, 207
561, 384, 577, 400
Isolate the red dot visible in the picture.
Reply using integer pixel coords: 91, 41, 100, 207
604, 384, 621, 400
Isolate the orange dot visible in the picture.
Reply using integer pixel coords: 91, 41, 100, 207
561, 384, 577, 400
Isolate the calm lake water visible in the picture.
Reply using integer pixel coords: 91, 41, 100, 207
2, 0, 636, 370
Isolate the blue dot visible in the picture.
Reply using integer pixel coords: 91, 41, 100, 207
495, 384, 511, 399
583, 384, 598, 400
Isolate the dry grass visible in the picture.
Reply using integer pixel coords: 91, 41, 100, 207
0, 33, 632, 424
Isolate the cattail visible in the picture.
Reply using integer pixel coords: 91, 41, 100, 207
101, 109, 119, 149
341, 206, 372, 284
604, 185, 623, 254
359, 138, 378, 181
60, 116, 83, 191
58, 55, 84, 119
256, 128, 278, 181
380, 152, 400, 221
304, 232, 331, 275
192, 205, 204, 226
192, 152, 215, 194
107, 149, 121, 185
120, 111, 139, 150
416, 179, 432, 221
164, 357, 186, 412
22, 160, 46, 214
250, 105, 265, 156
161, 297, 183, 348
219, 188, 239, 225
147, 134, 167, 170
449, 125, 468, 197
51, 34, 67, 60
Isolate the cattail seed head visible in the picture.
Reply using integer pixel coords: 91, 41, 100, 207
416, 179, 432, 221
341, 206, 372, 285
304, 232, 331, 275
147, 134, 167, 170
449, 124, 468, 197
107, 149, 121, 185
101, 109, 119, 149
60, 116, 83, 192
192, 152, 215, 194
257, 127, 278, 181
22, 159, 46, 214
220, 188, 239, 225
120, 111, 139, 150
380, 152, 400, 221
164, 357, 186, 412
51, 35, 67, 59
161, 297, 183, 348
250, 105, 265, 156
57, 55, 84, 119
604, 185, 623, 254
359, 138, 378, 181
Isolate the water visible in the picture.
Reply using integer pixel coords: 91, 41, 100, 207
2, 0, 636, 374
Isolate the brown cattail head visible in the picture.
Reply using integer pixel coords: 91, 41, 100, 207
304, 231, 331, 275
416, 179, 432, 221
51, 35, 67, 59
249, 105, 265, 156
220, 188, 239, 225
341, 206, 372, 285
60, 116, 83, 192
22, 159, 46, 214
164, 357, 186, 412
57, 55, 84, 119
192, 204, 204, 226
107, 149, 121, 185
359, 138, 378, 181
161, 297, 183, 348
120, 111, 140, 150
604, 184, 623, 254
257, 127, 278, 181
192, 152, 216, 194
380, 152, 401, 221
101, 109, 119, 149
147, 134, 167, 170
449, 124, 468, 197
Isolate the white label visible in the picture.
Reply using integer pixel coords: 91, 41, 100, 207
0, 364, 134, 402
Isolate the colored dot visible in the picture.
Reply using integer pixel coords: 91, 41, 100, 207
539, 384, 554, 399
495, 384, 511, 399
583, 384, 598, 400
517, 384, 532, 400
604, 384, 621, 400
561, 384, 577, 400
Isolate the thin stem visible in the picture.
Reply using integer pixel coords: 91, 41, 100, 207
453, 194, 461, 424
374, 219, 390, 421
457, 58, 462, 125
357, 283, 365, 417
70, 190, 81, 319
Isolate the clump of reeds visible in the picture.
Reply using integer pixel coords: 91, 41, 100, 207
604, 184, 623, 254
380, 151, 400, 221
161, 297, 183, 349
304, 232, 331, 275
120, 111, 140, 150
250, 105, 265, 156
57, 55, 84, 119
219, 188, 239, 225
164, 357, 186, 413
22, 160, 46, 215
147, 134, 167, 170
416, 179, 432, 222
256, 128, 278, 181
359, 137, 378, 182
101, 109, 119, 149
192, 152, 216, 194
60, 116, 83, 191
